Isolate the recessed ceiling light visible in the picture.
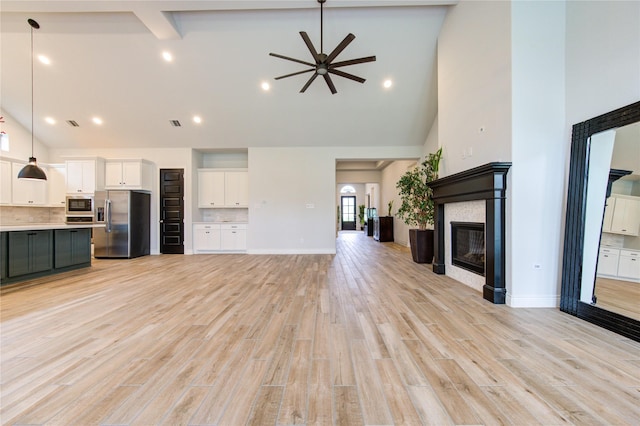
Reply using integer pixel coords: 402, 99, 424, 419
44, 117, 56, 125
261, 81, 271, 91
92, 117, 103, 125
193, 116, 202, 124
38, 55, 50, 65
383, 79, 393, 89
162, 51, 173, 62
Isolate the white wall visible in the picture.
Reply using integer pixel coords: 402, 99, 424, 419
565, 1, 640, 126
248, 146, 421, 254
437, 1, 512, 178
509, 0, 566, 307
380, 160, 417, 247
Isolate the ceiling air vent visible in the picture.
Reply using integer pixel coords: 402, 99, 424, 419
169, 120, 181, 127
66, 120, 79, 127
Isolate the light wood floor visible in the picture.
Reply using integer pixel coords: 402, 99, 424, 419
1, 232, 639, 425
595, 276, 640, 321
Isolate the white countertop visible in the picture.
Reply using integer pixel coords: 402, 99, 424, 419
0, 223, 105, 232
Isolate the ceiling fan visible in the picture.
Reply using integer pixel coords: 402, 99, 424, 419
269, 0, 376, 94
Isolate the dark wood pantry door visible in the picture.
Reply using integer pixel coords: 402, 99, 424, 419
341, 196, 356, 230
160, 169, 184, 254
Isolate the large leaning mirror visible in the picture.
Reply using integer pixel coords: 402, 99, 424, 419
561, 101, 640, 342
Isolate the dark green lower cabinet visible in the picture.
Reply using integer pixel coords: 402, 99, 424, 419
0, 233, 7, 281
54, 228, 91, 268
8, 230, 53, 277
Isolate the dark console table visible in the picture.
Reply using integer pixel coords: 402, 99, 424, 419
373, 216, 394, 242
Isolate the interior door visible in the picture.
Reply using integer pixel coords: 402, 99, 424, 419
160, 169, 184, 254
341, 196, 356, 230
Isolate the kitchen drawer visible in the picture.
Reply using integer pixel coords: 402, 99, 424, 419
620, 249, 639, 258
220, 223, 247, 231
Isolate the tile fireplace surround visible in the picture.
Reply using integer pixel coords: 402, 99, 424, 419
428, 162, 512, 304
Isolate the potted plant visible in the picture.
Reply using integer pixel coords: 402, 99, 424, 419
358, 204, 366, 230
395, 147, 442, 263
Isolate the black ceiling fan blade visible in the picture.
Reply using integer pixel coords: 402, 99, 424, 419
323, 74, 337, 94
328, 68, 365, 84
325, 33, 356, 64
275, 68, 315, 80
330, 55, 376, 69
269, 52, 315, 68
300, 73, 319, 93
300, 32, 320, 62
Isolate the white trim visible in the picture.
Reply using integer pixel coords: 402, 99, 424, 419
506, 294, 560, 308
248, 249, 336, 255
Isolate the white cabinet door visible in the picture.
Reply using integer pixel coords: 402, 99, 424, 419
105, 161, 144, 189
0, 160, 12, 204
597, 248, 619, 276
602, 197, 615, 232
224, 171, 249, 207
105, 162, 123, 187
47, 164, 67, 207
193, 224, 221, 252
121, 161, 142, 188
617, 250, 640, 280
11, 162, 47, 205
220, 224, 247, 250
610, 197, 640, 236
66, 160, 97, 194
198, 170, 225, 208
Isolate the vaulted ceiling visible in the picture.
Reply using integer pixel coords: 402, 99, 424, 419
1, 1, 454, 151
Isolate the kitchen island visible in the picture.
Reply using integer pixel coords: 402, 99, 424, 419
0, 223, 104, 286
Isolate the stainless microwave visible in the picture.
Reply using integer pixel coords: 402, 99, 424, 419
66, 195, 94, 217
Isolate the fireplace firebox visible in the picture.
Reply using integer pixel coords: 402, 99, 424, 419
451, 222, 485, 275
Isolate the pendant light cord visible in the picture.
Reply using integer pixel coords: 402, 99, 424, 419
30, 23, 34, 158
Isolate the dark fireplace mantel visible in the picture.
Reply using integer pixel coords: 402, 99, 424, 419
427, 162, 511, 304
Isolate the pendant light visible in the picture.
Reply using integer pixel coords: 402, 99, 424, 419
18, 18, 47, 180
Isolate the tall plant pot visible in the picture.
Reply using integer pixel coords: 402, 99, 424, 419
409, 229, 434, 264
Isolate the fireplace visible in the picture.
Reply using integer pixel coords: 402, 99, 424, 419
451, 222, 485, 275
427, 162, 511, 304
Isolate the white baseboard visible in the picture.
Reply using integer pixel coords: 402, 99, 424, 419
248, 248, 336, 255
506, 294, 560, 308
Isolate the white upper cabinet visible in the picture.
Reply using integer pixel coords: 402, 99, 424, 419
197, 169, 248, 208
607, 196, 640, 236
0, 160, 12, 205
224, 171, 249, 207
198, 170, 225, 208
105, 159, 152, 190
47, 164, 67, 207
11, 162, 47, 205
65, 158, 105, 194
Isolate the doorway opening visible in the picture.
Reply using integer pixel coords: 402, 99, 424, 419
341, 196, 356, 230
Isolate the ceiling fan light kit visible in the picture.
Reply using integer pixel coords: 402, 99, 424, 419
269, 0, 376, 94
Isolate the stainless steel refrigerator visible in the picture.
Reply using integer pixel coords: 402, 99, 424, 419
94, 190, 150, 258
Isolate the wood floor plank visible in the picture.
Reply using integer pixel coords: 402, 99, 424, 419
278, 339, 311, 425
351, 339, 393, 425
1, 232, 639, 425
334, 385, 363, 426
248, 385, 284, 426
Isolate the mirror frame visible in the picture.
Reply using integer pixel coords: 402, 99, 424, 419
560, 100, 640, 342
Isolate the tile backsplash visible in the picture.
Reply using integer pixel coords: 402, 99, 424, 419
0, 206, 66, 225
200, 208, 248, 223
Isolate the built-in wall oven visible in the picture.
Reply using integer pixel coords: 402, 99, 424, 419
65, 195, 95, 223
